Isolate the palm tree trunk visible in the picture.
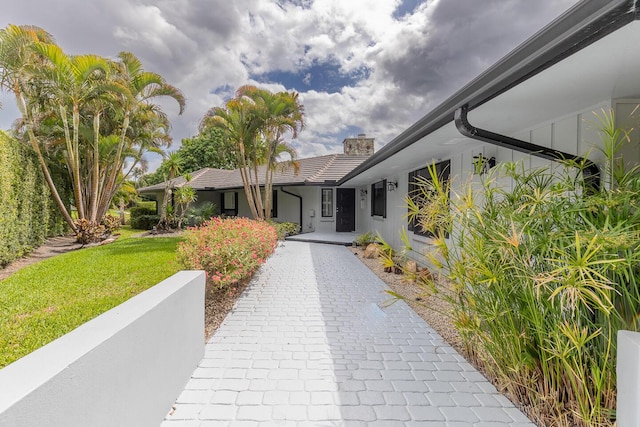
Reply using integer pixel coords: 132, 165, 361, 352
89, 112, 101, 222
237, 141, 259, 219
18, 95, 77, 232
100, 110, 130, 218
240, 165, 259, 219
71, 105, 85, 220
248, 165, 261, 219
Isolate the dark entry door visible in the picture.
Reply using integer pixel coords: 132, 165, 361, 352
336, 188, 355, 232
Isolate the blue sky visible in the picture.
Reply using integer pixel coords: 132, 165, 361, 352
0, 0, 579, 171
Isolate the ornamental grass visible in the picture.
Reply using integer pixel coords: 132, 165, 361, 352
176, 217, 277, 288
390, 111, 639, 426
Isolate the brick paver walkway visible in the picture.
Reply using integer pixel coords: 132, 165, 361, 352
163, 241, 534, 426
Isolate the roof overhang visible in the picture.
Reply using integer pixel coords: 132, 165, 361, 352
340, 0, 640, 185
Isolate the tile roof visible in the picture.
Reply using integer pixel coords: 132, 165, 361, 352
138, 154, 370, 193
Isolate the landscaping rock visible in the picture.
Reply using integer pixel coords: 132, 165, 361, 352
405, 260, 417, 274
363, 243, 380, 259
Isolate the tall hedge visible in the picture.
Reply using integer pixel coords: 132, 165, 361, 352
0, 131, 66, 266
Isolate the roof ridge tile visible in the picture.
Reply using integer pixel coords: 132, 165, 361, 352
307, 154, 338, 182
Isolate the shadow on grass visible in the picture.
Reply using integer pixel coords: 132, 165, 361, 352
90, 237, 183, 257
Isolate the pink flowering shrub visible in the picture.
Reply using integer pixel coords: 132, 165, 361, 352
176, 217, 277, 288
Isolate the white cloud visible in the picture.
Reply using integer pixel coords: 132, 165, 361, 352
0, 0, 580, 166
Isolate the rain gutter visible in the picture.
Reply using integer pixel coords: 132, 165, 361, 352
338, 0, 637, 186
454, 105, 600, 191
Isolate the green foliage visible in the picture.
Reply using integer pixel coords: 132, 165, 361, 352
130, 204, 157, 230
200, 85, 303, 220
269, 221, 300, 240
130, 205, 156, 218
177, 217, 277, 289
393, 112, 638, 425
142, 128, 236, 186
354, 231, 376, 246
130, 214, 161, 230
0, 132, 65, 266
135, 201, 157, 211
174, 185, 197, 226
0, 228, 183, 367
0, 25, 185, 233
185, 202, 218, 226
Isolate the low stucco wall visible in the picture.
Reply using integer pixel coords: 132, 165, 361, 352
0, 270, 205, 427
617, 330, 640, 427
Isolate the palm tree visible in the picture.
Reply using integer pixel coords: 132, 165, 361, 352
201, 94, 263, 219
174, 180, 197, 227
201, 85, 304, 220
0, 24, 77, 231
31, 42, 109, 222
0, 26, 186, 239
245, 87, 304, 220
158, 151, 182, 230
98, 51, 185, 222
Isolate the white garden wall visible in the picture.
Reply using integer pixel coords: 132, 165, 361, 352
0, 270, 205, 427
617, 330, 640, 427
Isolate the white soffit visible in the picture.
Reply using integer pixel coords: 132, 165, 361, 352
348, 20, 640, 185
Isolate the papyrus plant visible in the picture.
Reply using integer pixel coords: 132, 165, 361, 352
388, 111, 640, 426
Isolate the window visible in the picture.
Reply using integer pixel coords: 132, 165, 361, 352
371, 179, 387, 218
321, 188, 333, 217
220, 191, 238, 216
408, 160, 450, 237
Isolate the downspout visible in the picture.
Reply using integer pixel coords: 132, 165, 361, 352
280, 187, 303, 229
454, 105, 600, 191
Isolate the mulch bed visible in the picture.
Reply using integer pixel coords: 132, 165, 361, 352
204, 277, 251, 340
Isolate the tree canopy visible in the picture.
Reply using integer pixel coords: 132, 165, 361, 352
141, 127, 237, 186
200, 85, 304, 220
0, 24, 185, 238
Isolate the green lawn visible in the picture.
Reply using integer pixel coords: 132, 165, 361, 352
0, 228, 184, 368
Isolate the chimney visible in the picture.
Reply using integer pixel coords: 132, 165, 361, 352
343, 133, 374, 156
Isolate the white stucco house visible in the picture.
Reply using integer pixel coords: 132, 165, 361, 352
338, 0, 640, 251
138, 134, 375, 234
141, 0, 640, 251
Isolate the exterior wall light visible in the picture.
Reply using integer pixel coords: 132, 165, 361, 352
472, 154, 496, 175
360, 189, 367, 197
387, 181, 398, 192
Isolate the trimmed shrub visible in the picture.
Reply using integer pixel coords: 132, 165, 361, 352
130, 205, 156, 218
177, 217, 277, 288
0, 132, 65, 266
130, 203, 159, 230
135, 200, 157, 211
270, 221, 300, 240
130, 214, 161, 230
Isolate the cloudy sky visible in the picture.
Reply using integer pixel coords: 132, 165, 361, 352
0, 0, 579, 171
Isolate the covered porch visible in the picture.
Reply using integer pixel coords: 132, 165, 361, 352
285, 230, 358, 246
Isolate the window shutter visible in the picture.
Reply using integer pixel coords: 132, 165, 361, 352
370, 183, 375, 216
382, 179, 387, 218
234, 192, 238, 216
272, 190, 278, 218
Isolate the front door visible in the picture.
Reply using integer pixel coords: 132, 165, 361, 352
336, 188, 355, 232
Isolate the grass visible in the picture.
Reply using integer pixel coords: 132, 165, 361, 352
0, 227, 183, 368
